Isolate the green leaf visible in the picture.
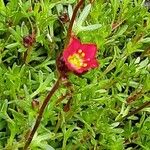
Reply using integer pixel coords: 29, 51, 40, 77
76, 4, 91, 26
113, 25, 128, 38
5, 43, 20, 49
140, 37, 150, 43
0, 0, 5, 10
80, 24, 101, 32
138, 58, 149, 69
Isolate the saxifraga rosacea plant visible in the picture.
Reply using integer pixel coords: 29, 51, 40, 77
23, 0, 99, 149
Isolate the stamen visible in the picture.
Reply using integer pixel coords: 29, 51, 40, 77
78, 49, 82, 53
81, 52, 85, 57
83, 63, 87, 67
68, 54, 83, 69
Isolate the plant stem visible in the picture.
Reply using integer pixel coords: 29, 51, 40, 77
65, 0, 84, 47
117, 101, 150, 122
23, 76, 62, 150
125, 101, 150, 118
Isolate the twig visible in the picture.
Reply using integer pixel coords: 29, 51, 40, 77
112, 20, 125, 31
118, 101, 150, 122
23, 76, 62, 150
56, 93, 68, 105
126, 89, 143, 104
125, 101, 150, 118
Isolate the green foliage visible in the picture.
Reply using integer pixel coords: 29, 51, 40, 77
0, 0, 150, 149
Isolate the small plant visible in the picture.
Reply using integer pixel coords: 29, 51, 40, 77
0, 0, 150, 150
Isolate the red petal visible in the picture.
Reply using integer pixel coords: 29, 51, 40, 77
63, 36, 81, 61
88, 59, 99, 68
80, 43, 97, 59
74, 68, 85, 74
75, 59, 99, 74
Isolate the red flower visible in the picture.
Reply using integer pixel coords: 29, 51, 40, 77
63, 36, 99, 74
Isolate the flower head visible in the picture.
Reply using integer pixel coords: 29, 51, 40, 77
23, 32, 35, 48
63, 36, 99, 74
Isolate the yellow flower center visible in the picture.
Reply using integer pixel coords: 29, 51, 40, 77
67, 49, 87, 69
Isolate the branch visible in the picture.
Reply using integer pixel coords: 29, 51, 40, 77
65, 0, 84, 47
125, 101, 150, 118
23, 76, 62, 150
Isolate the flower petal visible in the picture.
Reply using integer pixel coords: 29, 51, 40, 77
63, 36, 81, 60
88, 59, 99, 68
78, 59, 99, 71
74, 59, 99, 74
80, 43, 97, 59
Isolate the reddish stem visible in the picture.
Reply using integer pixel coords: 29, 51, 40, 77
126, 101, 150, 118
118, 101, 150, 122
23, 76, 61, 150
65, 0, 84, 46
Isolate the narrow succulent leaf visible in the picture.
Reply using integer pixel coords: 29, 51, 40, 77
80, 24, 102, 32
76, 4, 92, 26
